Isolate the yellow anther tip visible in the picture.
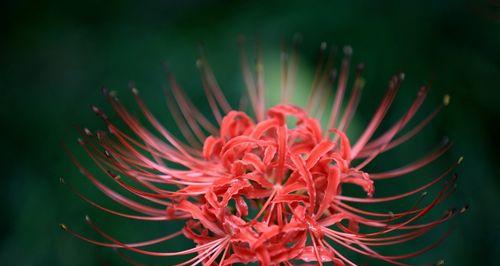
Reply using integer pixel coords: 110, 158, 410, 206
443, 94, 451, 106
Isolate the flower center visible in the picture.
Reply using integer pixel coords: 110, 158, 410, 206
202, 104, 374, 222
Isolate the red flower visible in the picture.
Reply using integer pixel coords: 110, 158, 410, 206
61, 41, 466, 265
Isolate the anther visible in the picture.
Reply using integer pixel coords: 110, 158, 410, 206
443, 94, 450, 106
457, 156, 464, 164
59, 177, 65, 184
436, 259, 445, 265
320, 42, 327, 50
398, 72, 406, 81
196, 59, 203, 68
343, 45, 353, 56
59, 223, 68, 231
84, 128, 92, 136
460, 205, 469, 213
101, 86, 109, 96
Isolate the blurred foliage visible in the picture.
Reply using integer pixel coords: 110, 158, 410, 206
1, 0, 500, 265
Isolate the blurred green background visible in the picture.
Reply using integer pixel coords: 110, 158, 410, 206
2, 0, 500, 265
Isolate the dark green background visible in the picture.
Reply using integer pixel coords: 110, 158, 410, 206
2, 0, 500, 265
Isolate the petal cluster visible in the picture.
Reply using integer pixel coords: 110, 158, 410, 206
61, 41, 465, 266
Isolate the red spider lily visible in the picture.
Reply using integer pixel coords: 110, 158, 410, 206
60, 39, 466, 266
